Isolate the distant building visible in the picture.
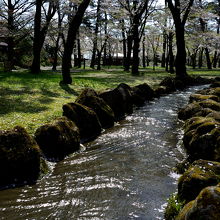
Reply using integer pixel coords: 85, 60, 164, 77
104, 53, 133, 66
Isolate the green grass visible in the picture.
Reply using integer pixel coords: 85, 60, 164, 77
164, 193, 185, 220
0, 66, 219, 135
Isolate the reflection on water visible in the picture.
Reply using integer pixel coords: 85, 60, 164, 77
0, 85, 207, 220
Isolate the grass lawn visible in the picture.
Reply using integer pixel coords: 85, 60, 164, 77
0, 66, 219, 135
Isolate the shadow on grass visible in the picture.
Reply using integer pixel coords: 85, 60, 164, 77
59, 82, 78, 96
0, 87, 58, 115
0, 96, 48, 114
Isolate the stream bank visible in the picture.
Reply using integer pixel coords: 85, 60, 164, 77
165, 80, 220, 220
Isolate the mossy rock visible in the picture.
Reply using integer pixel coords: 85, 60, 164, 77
132, 83, 155, 105
199, 87, 220, 98
0, 126, 43, 189
189, 94, 219, 103
210, 81, 220, 88
178, 103, 203, 121
183, 117, 220, 161
35, 117, 80, 161
76, 88, 115, 128
116, 83, 133, 115
193, 76, 213, 85
160, 77, 177, 91
194, 108, 215, 118
178, 159, 220, 203
206, 111, 220, 121
177, 185, 220, 220
63, 102, 102, 142
154, 86, 168, 97
214, 77, 220, 81
99, 83, 133, 120
184, 117, 215, 133
198, 100, 220, 112
196, 121, 217, 135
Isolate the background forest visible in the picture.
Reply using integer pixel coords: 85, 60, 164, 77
0, 0, 220, 79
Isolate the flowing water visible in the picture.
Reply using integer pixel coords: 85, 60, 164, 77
0, 85, 207, 220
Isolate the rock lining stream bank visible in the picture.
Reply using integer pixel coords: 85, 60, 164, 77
165, 79, 220, 220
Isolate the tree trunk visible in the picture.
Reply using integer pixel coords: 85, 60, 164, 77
74, 42, 78, 67
161, 31, 166, 68
32, 0, 56, 73
124, 35, 133, 71
166, 0, 194, 78
218, 54, 220, 68
142, 35, 146, 68
121, 20, 127, 68
213, 19, 220, 68
6, 0, 15, 71
97, 51, 101, 70
205, 47, 212, 69
90, 0, 101, 68
174, 23, 187, 77
168, 32, 174, 74
62, 0, 90, 84
198, 48, 203, 68
103, 12, 107, 66
31, 0, 42, 74
131, 15, 140, 75
52, 5, 63, 71
77, 35, 81, 68
191, 51, 197, 69
165, 35, 169, 72
52, 35, 60, 71
213, 50, 218, 68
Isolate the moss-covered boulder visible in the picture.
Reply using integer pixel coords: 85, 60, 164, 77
183, 117, 220, 161
63, 102, 102, 142
0, 126, 43, 189
198, 87, 220, 98
160, 77, 177, 91
76, 88, 115, 128
178, 103, 203, 121
194, 108, 216, 118
193, 76, 213, 85
116, 83, 133, 114
178, 159, 220, 203
189, 94, 219, 103
99, 83, 133, 120
210, 81, 220, 88
154, 86, 169, 97
179, 99, 220, 121
35, 117, 80, 161
206, 111, 220, 121
177, 185, 220, 220
132, 83, 155, 106
198, 99, 220, 111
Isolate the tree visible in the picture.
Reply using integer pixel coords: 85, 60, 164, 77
166, 0, 194, 78
52, 1, 66, 71
31, 0, 57, 74
90, 0, 101, 68
61, 0, 91, 84
0, 0, 34, 71
118, 0, 155, 75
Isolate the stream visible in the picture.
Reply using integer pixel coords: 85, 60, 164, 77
0, 85, 207, 220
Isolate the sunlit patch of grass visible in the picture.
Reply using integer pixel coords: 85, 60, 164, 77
0, 67, 218, 135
